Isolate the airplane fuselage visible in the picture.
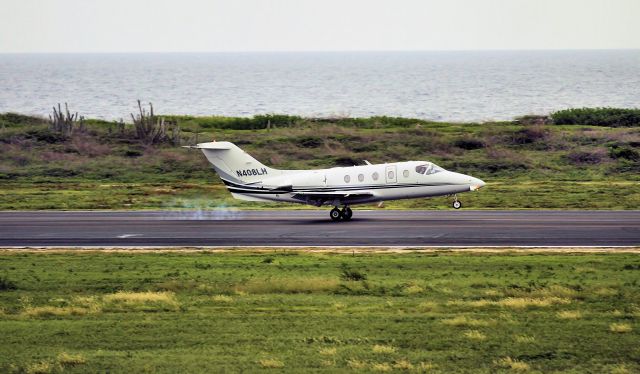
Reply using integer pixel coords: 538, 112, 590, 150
223, 160, 484, 207
190, 141, 485, 220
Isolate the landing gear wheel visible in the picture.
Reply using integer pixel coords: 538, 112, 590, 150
341, 207, 353, 221
452, 200, 462, 209
330, 207, 342, 221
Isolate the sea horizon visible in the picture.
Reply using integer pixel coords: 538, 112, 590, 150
1, 50, 639, 122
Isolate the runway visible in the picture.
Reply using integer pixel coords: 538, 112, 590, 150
0, 210, 638, 247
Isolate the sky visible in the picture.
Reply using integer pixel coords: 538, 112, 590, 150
0, 0, 638, 53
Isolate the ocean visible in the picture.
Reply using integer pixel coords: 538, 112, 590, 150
0, 50, 638, 122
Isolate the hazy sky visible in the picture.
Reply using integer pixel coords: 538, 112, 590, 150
1, 0, 638, 53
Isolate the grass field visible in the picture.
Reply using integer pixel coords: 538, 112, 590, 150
1, 250, 639, 373
1, 111, 639, 210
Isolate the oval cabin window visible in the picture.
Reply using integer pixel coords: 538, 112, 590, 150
344, 175, 351, 183
388, 171, 394, 179
372, 172, 379, 181
403, 170, 409, 178
358, 174, 364, 182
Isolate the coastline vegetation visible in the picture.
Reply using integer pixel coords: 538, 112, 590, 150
0, 250, 638, 372
550, 107, 640, 128
0, 107, 639, 210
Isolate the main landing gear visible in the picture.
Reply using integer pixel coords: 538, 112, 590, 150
330, 206, 353, 221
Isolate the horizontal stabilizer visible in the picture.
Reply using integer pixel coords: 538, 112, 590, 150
182, 142, 232, 150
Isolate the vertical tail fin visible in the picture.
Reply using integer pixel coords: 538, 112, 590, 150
191, 141, 277, 184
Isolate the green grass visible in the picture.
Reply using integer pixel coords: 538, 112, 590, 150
1, 250, 639, 373
1, 112, 639, 210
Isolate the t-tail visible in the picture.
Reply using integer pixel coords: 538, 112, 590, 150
185, 141, 279, 184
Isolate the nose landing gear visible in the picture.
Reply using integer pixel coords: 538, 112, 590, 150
330, 206, 353, 221
452, 194, 462, 209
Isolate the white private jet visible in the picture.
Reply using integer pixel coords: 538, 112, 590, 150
188, 141, 485, 221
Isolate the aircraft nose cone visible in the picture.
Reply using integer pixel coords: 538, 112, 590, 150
470, 177, 486, 191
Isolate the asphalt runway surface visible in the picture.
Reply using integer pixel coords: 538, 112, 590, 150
0, 210, 638, 247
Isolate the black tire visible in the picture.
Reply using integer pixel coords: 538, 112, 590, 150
330, 208, 342, 221
342, 207, 353, 221
453, 200, 462, 209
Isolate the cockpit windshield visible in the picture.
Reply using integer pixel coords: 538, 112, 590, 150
415, 163, 444, 175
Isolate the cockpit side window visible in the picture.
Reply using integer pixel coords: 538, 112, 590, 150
416, 163, 444, 175
426, 164, 444, 175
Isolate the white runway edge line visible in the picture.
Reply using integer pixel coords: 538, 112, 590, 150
2, 245, 640, 253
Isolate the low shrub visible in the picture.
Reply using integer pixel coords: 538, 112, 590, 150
565, 149, 607, 165
511, 125, 548, 145
0, 112, 45, 127
464, 330, 487, 340
25, 361, 54, 374
515, 115, 550, 126
212, 295, 233, 303
24, 306, 90, 317
609, 323, 632, 333
191, 114, 302, 130
514, 335, 536, 343
43, 167, 79, 178
333, 156, 360, 166
393, 360, 414, 370
346, 359, 368, 369
366, 116, 423, 128
57, 352, 87, 367
371, 362, 392, 371
609, 145, 639, 161
372, 344, 397, 354
612, 160, 640, 173
454, 138, 485, 150
71, 135, 111, 156
494, 357, 530, 371
25, 127, 68, 143
295, 136, 324, 148
235, 277, 340, 294
340, 268, 367, 281
102, 291, 180, 311
0, 275, 17, 290
497, 297, 571, 309
552, 107, 640, 127
319, 347, 337, 356
258, 358, 284, 368
557, 310, 582, 319
253, 114, 301, 128
442, 316, 493, 327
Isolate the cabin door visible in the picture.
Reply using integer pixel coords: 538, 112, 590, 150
385, 165, 397, 184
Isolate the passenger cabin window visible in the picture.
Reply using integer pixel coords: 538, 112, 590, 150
358, 174, 364, 182
388, 171, 394, 179
415, 163, 444, 175
372, 172, 379, 181
403, 170, 409, 178
344, 175, 350, 183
